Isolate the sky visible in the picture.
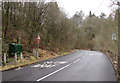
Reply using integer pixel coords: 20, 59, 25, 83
46, 0, 118, 18
4, 0, 118, 17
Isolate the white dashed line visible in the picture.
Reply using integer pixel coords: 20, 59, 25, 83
73, 58, 80, 63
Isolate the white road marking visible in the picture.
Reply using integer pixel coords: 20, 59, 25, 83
37, 58, 82, 81
82, 56, 85, 57
32, 61, 67, 68
89, 54, 93, 55
15, 67, 23, 70
31, 64, 41, 68
37, 64, 70, 81
73, 58, 80, 63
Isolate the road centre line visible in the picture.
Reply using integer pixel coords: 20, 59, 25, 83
37, 57, 82, 81
73, 58, 80, 63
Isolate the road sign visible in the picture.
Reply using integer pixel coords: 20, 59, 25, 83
112, 33, 117, 40
36, 35, 41, 44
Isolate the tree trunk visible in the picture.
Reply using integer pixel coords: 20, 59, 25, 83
4, 2, 9, 40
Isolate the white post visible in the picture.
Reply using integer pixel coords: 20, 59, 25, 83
35, 49, 38, 59
116, 54, 118, 67
39, 49, 40, 57
4, 53, 6, 64
20, 52, 23, 63
32, 49, 34, 56
15, 53, 17, 63
37, 50, 39, 58
33, 49, 36, 57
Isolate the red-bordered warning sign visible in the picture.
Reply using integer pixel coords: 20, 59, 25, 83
35, 35, 41, 44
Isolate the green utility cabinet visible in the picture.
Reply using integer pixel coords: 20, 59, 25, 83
8, 43, 22, 56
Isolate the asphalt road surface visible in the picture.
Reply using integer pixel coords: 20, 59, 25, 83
2, 50, 117, 81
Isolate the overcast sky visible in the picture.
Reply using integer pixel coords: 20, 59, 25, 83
46, 0, 118, 17
5, 0, 118, 17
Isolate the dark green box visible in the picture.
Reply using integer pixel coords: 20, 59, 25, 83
8, 43, 22, 56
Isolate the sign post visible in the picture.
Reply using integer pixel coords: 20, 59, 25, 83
35, 35, 41, 58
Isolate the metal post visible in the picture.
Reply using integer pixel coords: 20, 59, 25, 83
33, 49, 37, 58
33, 49, 34, 56
36, 51, 38, 59
38, 44, 39, 49
15, 53, 17, 63
4, 53, 6, 64
38, 44, 39, 57
36, 49, 39, 59
20, 52, 23, 63
35, 49, 36, 57
33, 49, 36, 57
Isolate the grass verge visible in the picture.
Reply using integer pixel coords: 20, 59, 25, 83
0, 49, 75, 71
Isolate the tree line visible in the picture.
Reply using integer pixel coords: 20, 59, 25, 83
2, 1, 118, 54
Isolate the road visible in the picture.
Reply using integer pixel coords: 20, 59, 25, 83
2, 50, 117, 81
